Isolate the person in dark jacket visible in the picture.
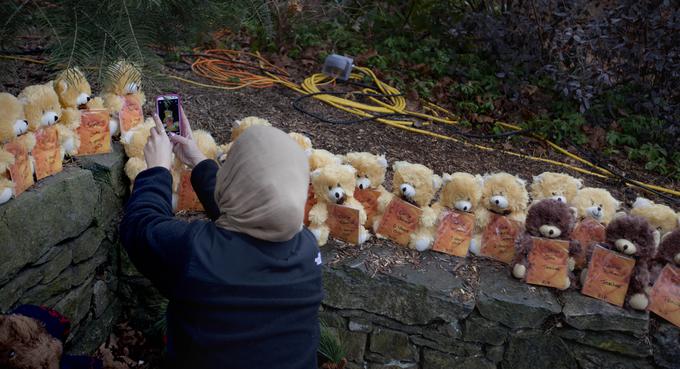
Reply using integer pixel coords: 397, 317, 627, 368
119, 109, 323, 369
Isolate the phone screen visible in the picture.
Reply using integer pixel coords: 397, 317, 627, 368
157, 96, 180, 134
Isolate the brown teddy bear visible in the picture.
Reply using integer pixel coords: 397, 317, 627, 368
630, 197, 679, 246
0, 305, 126, 369
0, 93, 34, 205
511, 199, 580, 290
469, 172, 529, 262
308, 163, 370, 246
529, 171, 582, 204
342, 152, 389, 229
102, 61, 145, 136
375, 161, 442, 251
581, 214, 656, 310
649, 227, 680, 286
52, 68, 105, 156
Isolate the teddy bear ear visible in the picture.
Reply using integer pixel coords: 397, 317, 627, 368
475, 174, 484, 186
377, 155, 388, 169
574, 177, 584, 189
532, 173, 544, 184
613, 211, 627, 220
310, 169, 322, 179
337, 154, 348, 164
232, 120, 241, 128
442, 173, 453, 184
304, 148, 313, 158
432, 174, 443, 191
569, 206, 578, 219
632, 197, 652, 209
55, 79, 68, 93
393, 161, 407, 171
515, 176, 527, 187
342, 164, 356, 175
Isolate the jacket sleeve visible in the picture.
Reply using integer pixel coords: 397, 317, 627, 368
191, 159, 221, 220
119, 166, 193, 296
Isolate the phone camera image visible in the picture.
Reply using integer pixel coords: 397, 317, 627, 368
158, 98, 180, 134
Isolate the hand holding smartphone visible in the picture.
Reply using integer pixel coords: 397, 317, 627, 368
156, 94, 183, 136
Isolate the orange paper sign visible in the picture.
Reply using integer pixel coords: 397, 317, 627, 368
480, 214, 522, 264
303, 183, 316, 227
581, 245, 635, 307
525, 237, 570, 289
572, 218, 606, 268
432, 210, 475, 257
327, 204, 360, 244
176, 170, 203, 212
377, 198, 423, 246
33, 126, 62, 180
77, 110, 111, 156
354, 188, 381, 226
648, 264, 680, 328
119, 95, 143, 133
4, 138, 34, 196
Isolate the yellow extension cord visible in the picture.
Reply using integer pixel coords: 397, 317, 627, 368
1, 54, 678, 198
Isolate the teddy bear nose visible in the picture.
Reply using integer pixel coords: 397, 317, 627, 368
23, 120, 28, 124
334, 192, 341, 199
549, 229, 554, 235
623, 244, 628, 250
597, 207, 602, 211
359, 183, 364, 190
463, 206, 468, 211
495, 199, 500, 205
86, 96, 92, 101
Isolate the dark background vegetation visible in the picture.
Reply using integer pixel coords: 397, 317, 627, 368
1, 0, 678, 179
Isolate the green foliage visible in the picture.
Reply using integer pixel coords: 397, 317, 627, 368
524, 111, 588, 146
318, 320, 345, 364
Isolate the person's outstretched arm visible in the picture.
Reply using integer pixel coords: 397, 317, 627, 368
120, 116, 192, 296
190, 159, 221, 220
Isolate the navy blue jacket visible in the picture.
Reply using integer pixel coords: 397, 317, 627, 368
120, 160, 323, 369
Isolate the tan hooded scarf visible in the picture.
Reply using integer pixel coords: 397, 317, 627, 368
214, 126, 309, 242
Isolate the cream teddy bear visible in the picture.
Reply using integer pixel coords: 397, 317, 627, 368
52, 68, 105, 156
217, 116, 272, 161
375, 161, 442, 251
18, 83, 61, 132
0, 93, 33, 204
630, 197, 678, 246
571, 187, 620, 226
530, 172, 583, 204
102, 61, 145, 136
308, 164, 370, 246
469, 172, 529, 263
121, 118, 155, 186
342, 152, 389, 229
434, 172, 483, 215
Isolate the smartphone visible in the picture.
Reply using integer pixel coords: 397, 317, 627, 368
156, 94, 182, 135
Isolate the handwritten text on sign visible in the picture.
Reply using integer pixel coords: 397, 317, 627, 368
648, 264, 680, 328
581, 245, 635, 307
377, 198, 422, 246
525, 237, 570, 289
432, 211, 474, 257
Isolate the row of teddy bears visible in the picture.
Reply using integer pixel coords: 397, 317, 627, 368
1, 62, 678, 320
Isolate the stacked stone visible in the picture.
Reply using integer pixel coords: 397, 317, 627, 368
321, 244, 680, 369
0, 143, 128, 354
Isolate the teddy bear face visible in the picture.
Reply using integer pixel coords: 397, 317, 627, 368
0, 93, 28, 143
572, 187, 620, 224
480, 172, 528, 215
530, 172, 582, 204
18, 84, 61, 131
311, 164, 356, 205
656, 228, 680, 266
309, 149, 342, 171
53, 68, 93, 109
440, 172, 482, 212
392, 161, 442, 207
103, 61, 143, 96
344, 152, 388, 191
0, 314, 63, 369
231, 116, 272, 141
525, 199, 575, 239
630, 197, 678, 236
605, 215, 655, 259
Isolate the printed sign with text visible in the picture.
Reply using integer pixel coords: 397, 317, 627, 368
354, 188, 381, 226
480, 214, 522, 264
119, 95, 143, 133
377, 198, 423, 246
327, 204, 360, 245
432, 210, 474, 257
581, 245, 635, 307
525, 237, 570, 289
33, 126, 62, 180
303, 183, 316, 227
4, 138, 34, 195
176, 169, 203, 212
571, 218, 606, 269
77, 110, 111, 156
648, 264, 680, 328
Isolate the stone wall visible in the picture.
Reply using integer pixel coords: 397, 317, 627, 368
321, 245, 680, 369
2, 146, 678, 368
0, 143, 128, 354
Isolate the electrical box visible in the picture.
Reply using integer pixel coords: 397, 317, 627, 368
322, 54, 353, 81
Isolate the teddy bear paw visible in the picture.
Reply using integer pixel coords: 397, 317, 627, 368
109, 119, 120, 136
358, 229, 370, 244
561, 278, 571, 290
63, 137, 76, 155
310, 228, 322, 241
0, 188, 12, 205
629, 293, 649, 310
512, 264, 526, 279
469, 238, 481, 255
567, 257, 576, 272
579, 269, 588, 286
414, 238, 432, 252
14, 120, 28, 136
